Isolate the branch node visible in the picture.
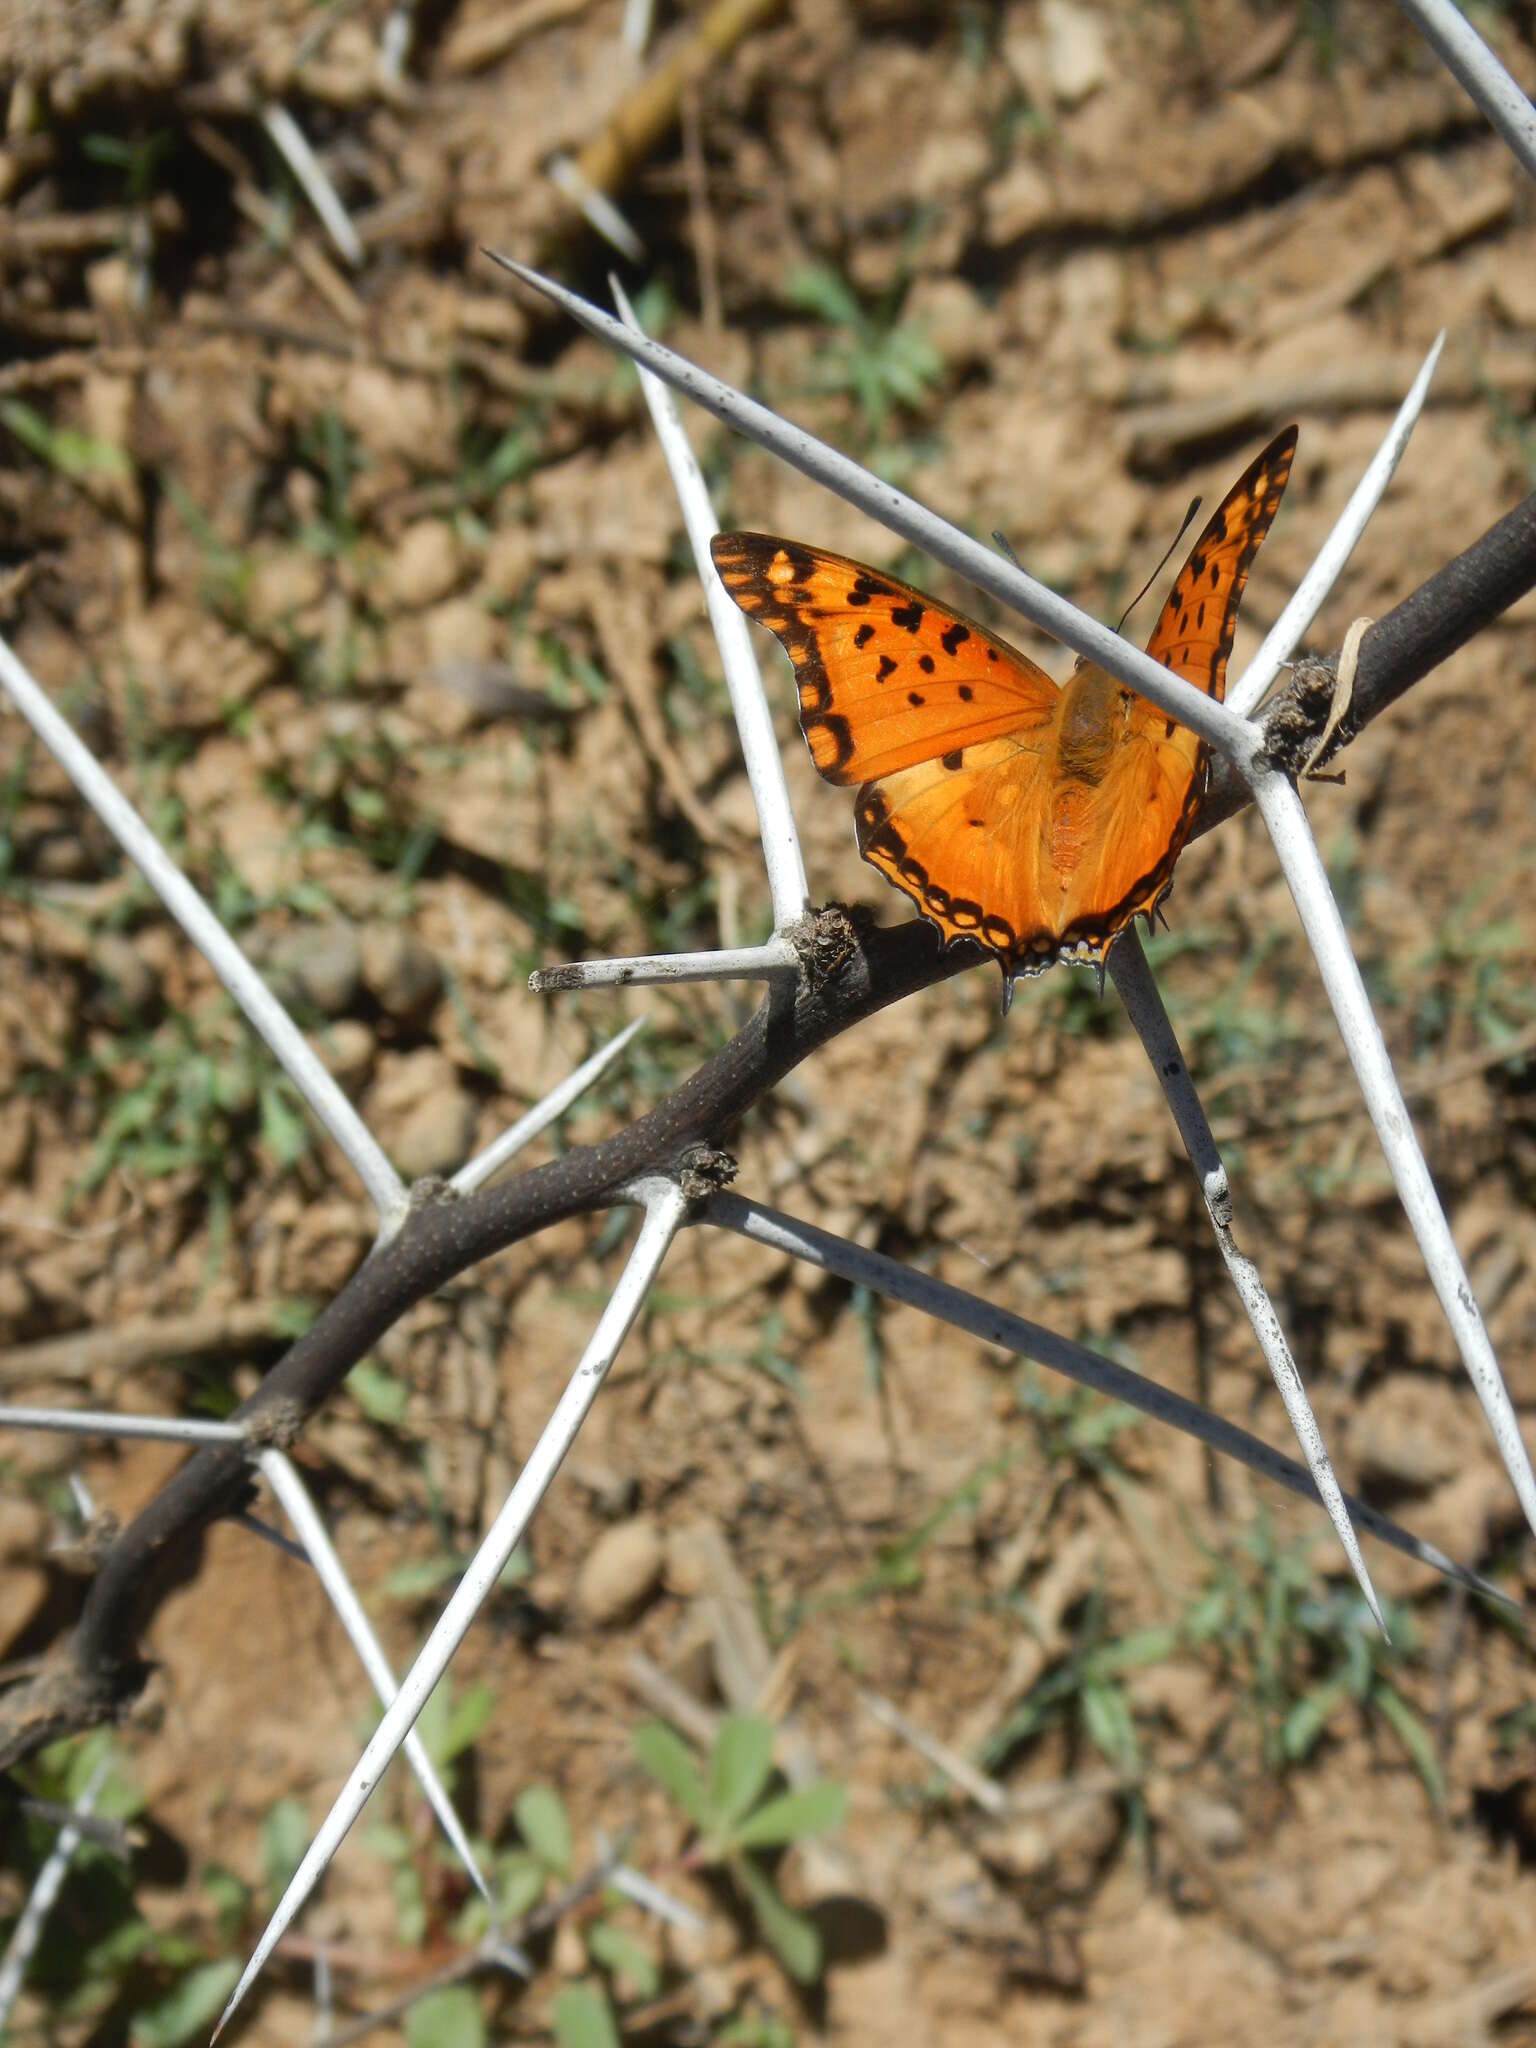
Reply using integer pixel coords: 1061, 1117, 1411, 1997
1260, 654, 1342, 777
783, 903, 862, 988
1202, 1166, 1233, 1229
244, 1398, 304, 1450
677, 1144, 738, 1203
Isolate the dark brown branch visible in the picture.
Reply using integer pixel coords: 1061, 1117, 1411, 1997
3, 485, 1534, 1771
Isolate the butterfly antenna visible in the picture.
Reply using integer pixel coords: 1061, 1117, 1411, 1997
1116, 494, 1203, 634
991, 528, 1023, 570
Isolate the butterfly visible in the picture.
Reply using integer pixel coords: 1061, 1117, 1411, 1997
711, 427, 1297, 1002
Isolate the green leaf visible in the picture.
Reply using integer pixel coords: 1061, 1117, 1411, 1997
1375, 1683, 1445, 1805
262, 1797, 311, 1901
784, 264, 864, 329
1, 398, 132, 481
70, 1737, 144, 1827
393, 1860, 428, 1946
732, 1780, 847, 1850
439, 1681, 497, 1764
515, 1782, 572, 1875
1281, 1672, 1352, 1762
1181, 1587, 1231, 1641
259, 1078, 308, 1166
383, 1554, 462, 1599
1081, 1681, 1139, 1773
1083, 1626, 1181, 1680
735, 1856, 822, 1984
201, 1865, 249, 1941
129, 1960, 241, 2047
632, 1721, 709, 1828
494, 1847, 546, 1919
346, 1360, 411, 1426
712, 1715, 775, 1828
404, 1984, 486, 2048
719, 2010, 798, 2048
81, 1917, 156, 1978
550, 1982, 621, 2048
362, 1820, 413, 1864
586, 1918, 661, 1996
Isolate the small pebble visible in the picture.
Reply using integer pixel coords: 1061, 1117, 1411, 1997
384, 520, 463, 611
574, 1515, 664, 1626
361, 926, 442, 1023
96, 930, 158, 1016
273, 923, 363, 1017
393, 1085, 476, 1179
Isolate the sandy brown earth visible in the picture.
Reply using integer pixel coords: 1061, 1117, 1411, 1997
2, 0, 1536, 2042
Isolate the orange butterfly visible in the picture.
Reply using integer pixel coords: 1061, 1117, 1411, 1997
711, 428, 1296, 999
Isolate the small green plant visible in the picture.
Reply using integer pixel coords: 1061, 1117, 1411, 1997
293, 407, 367, 552
80, 127, 174, 205
978, 1513, 1443, 1813
1012, 1370, 1143, 1485
980, 1575, 1176, 1790
784, 265, 943, 442
70, 1001, 310, 1261
446, 1780, 660, 2046
1407, 871, 1534, 1056
0, 398, 134, 488
1, 1733, 246, 2043
1185, 1521, 1443, 1799
632, 1714, 846, 1983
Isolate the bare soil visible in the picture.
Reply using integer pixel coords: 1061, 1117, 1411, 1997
3, 1, 1536, 2042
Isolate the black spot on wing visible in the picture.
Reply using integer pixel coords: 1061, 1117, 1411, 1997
890, 601, 924, 633
854, 623, 875, 648
941, 623, 970, 656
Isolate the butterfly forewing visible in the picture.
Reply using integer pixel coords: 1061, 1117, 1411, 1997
709, 534, 1059, 785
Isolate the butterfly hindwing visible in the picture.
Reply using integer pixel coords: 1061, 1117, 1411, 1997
855, 741, 1065, 973
709, 534, 1059, 785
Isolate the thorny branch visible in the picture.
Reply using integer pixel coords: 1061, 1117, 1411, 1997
2, 488, 1533, 1773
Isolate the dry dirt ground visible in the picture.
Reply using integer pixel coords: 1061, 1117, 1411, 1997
3, 0, 1536, 2042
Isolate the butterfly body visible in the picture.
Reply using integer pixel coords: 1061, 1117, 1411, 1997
712, 427, 1297, 994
